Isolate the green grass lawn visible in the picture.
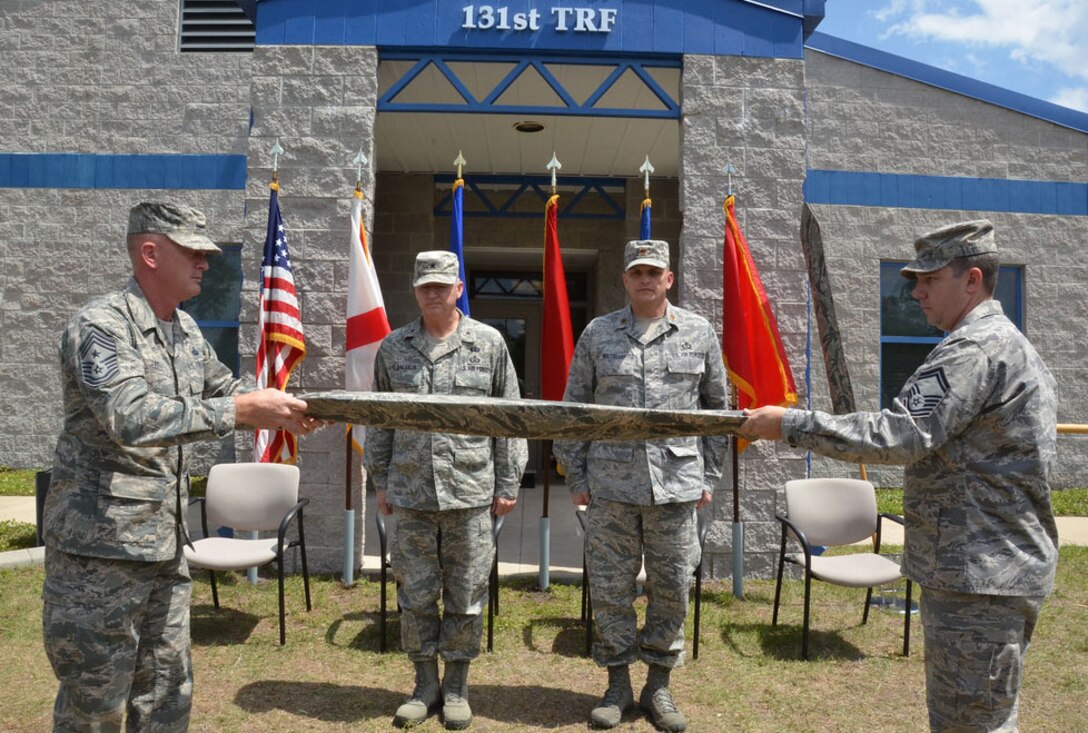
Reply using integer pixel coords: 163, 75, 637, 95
2, 547, 1087, 732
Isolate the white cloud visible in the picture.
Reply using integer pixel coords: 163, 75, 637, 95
1051, 87, 1088, 113
882, 1, 1088, 81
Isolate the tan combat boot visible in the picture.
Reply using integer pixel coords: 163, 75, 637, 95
589, 664, 634, 729
441, 660, 473, 730
639, 664, 686, 732
393, 659, 441, 728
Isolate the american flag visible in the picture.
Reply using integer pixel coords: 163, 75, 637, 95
254, 183, 306, 463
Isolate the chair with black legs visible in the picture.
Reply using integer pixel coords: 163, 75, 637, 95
184, 462, 311, 646
772, 477, 912, 660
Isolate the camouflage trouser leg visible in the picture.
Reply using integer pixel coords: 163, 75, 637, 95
586, 498, 697, 669
920, 587, 1044, 733
393, 506, 494, 663
42, 549, 193, 733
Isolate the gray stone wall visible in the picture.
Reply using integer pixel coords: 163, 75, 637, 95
803, 50, 1088, 490
243, 44, 380, 573
679, 54, 809, 580
0, 0, 251, 470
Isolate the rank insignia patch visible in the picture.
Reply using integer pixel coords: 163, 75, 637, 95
904, 367, 950, 418
79, 328, 119, 388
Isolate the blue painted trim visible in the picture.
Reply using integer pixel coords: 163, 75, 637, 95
255, 0, 810, 58
378, 51, 680, 119
806, 32, 1088, 134
433, 174, 625, 220
880, 335, 940, 346
0, 153, 247, 190
805, 170, 1088, 216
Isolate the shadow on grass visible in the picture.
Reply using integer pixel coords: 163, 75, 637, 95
716, 619, 868, 661
325, 609, 400, 652
522, 616, 588, 656
234, 680, 598, 727
191, 604, 260, 646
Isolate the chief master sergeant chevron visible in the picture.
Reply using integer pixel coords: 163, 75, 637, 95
42, 201, 319, 732
742, 219, 1058, 732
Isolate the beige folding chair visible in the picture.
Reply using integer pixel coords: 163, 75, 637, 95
185, 462, 311, 645
772, 477, 911, 660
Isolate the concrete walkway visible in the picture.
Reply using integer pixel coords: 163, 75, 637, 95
4, 492, 1088, 573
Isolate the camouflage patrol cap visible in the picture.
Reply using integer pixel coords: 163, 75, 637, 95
901, 219, 997, 279
127, 201, 221, 253
624, 239, 670, 271
413, 250, 460, 287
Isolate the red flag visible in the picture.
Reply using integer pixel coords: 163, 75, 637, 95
722, 194, 796, 429
345, 187, 391, 452
254, 182, 306, 463
541, 193, 574, 400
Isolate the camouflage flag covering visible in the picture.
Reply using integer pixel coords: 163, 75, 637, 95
301, 391, 746, 441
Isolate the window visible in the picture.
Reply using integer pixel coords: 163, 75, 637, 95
182, 244, 243, 376
879, 262, 1023, 409
179, 0, 256, 52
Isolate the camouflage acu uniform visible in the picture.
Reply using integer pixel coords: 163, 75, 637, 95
554, 302, 728, 668
43, 278, 247, 732
781, 298, 1057, 732
364, 313, 527, 661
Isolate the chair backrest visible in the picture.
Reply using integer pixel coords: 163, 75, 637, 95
205, 462, 301, 532
783, 478, 878, 547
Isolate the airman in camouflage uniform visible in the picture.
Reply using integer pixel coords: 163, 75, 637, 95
365, 250, 527, 731
743, 220, 1058, 733
554, 240, 728, 732
43, 202, 316, 732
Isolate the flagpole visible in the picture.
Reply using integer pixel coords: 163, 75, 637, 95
342, 149, 370, 587
252, 140, 285, 585
731, 386, 744, 599
723, 162, 744, 598
640, 155, 654, 240
539, 153, 563, 590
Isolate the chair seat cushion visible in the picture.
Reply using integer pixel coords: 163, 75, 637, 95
184, 536, 280, 571
788, 552, 904, 588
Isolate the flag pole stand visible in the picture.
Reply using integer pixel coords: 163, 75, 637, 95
343, 431, 355, 586
539, 441, 552, 590
730, 387, 744, 599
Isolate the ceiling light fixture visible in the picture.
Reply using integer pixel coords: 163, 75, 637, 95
513, 120, 545, 133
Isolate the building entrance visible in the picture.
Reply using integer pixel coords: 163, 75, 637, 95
468, 268, 589, 476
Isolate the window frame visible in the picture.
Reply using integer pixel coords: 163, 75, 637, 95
878, 261, 1023, 409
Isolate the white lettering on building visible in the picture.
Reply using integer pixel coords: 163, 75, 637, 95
462, 5, 617, 33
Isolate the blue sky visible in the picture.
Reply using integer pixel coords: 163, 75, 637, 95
816, 0, 1088, 112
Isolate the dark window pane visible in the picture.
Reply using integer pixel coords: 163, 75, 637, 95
182, 244, 242, 376
880, 264, 941, 338
182, 245, 242, 322
994, 266, 1022, 327
881, 342, 934, 410
470, 269, 587, 302
199, 327, 240, 378
879, 262, 1023, 409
